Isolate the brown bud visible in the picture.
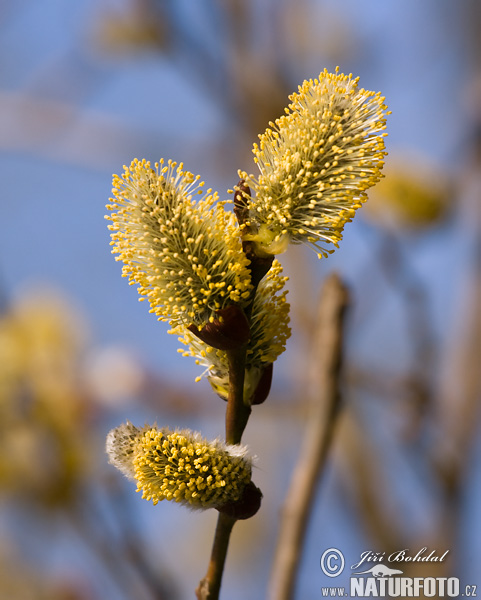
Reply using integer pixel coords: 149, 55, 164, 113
248, 363, 273, 405
216, 481, 262, 520
188, 305, 250, 351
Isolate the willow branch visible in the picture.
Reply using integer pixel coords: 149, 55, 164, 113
195, 181, 271, 599
196, 513, 236, 600
268, 273, 349, 600
196, 343, 250, 600
225, 346, 251, 444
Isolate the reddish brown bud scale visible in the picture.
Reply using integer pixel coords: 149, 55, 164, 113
249, 363, 273, 405
216, 481, 262, 520
188, 305, 250, 351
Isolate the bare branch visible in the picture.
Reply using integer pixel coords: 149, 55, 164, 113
268, 273, 349, 600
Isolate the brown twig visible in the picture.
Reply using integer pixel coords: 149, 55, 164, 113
337, 412, 405, 553
225, 346, 251, 445
196, 513, 237, 600
268, 273, 349, 600
195, 343, 250, 600
195, 181, 274, 599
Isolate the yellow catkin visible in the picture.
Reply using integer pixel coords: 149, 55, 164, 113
106, 422, 252, 509
173, 260, 291, 400
240, 68, 390, 258
106, 159, 252, 328
364, 160, 450, 230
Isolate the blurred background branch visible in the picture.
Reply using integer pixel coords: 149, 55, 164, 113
269, 274, 348, 600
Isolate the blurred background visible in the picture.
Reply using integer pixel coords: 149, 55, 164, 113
0, 0, 480, 598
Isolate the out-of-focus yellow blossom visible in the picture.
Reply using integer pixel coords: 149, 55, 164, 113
106, 422, 253, 509
0, 290, 91, 506
362, 158, 451, 230
107, 158, 253, 328
240, 68, 389, 258
174, 260, 290, 403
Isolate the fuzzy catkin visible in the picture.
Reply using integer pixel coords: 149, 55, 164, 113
107, 159, 252, 328
241, 68, 389, 258
106, 423, 253, 509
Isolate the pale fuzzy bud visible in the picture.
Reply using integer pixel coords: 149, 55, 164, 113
106, 421, 140, 480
